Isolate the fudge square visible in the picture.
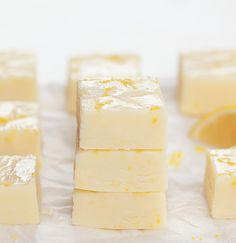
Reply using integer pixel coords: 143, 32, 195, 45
0, 50, 37, 101
0, 155, 39, 224
72, 190, 167, 229
67, 54, 140, 114
0, 102, 40, 156
179, 50, 236, 115
78, 76, 167, 149
74, 149, 167, 192
205, 148, 236, 219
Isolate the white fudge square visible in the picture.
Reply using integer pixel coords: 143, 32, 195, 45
0, 50, 37, 101
179, 50, 236, 115
74, 149, 167, 192
78, 77, 167, 149
0, 102, 40, 157
67, 54, 140, 114
205, 148, 236, 219
72, 190, 167, 229
0, 155, 39, 224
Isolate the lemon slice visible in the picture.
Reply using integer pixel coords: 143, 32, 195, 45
189, 106, 236, 148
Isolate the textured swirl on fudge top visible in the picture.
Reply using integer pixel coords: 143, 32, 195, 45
209, 148, 236, 176
0, 155, 36, 186
182, 50, 236, 77
0, 50, 36, 78
0, 102, 38, 130
69, 55, 140, 80
79, 77, 164, 111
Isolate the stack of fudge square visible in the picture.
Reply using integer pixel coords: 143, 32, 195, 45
69, 55, 168, 229
0, 50, 40, 224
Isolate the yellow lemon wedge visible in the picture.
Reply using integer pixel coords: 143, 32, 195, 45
189, 105, 236, 148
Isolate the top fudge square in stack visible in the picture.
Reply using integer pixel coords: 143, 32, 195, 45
77, 76, 167, 150
0, 50, 37, 101
67, 54, 140, 114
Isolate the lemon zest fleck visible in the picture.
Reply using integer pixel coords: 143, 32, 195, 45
95, 100, 112, 110
3, 181, 13, 187
168, 151, 184, 168
232, 177, 236, 187
227, 161, 236, 166
150, 106, 160, 112
214, 233, 221, 239
195, 145, 206, 153
127, 165, 132, 171
102, 87, 114, 96
100, 79, 111, 84
152, 116, 158, 124
10, 233, 18, 242
119, 79, 134, 86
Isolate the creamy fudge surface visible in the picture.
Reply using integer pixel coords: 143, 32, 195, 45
0, 155, 36, 185
0, 50, 37, 101
78, 76, 167, 149
205, 148, 236, 219
74, 149, 167, 192
0, 102, 40, 157
67, 54, 140, 114
181, 51, 236, 85
70, 54, 140, 79
209, 148, 236, 175
0, 101, 38, 121
79, 76, 162, 99
0, 50, 35, 78
182, 50, 236, 76
72, 190, 167, 229
0, 102, 38, 130
180, 50, 236, 115
0, 117, 38, 131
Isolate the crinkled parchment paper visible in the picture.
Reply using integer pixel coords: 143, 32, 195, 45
0, 82, 236, 243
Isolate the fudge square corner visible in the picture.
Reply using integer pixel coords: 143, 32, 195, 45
77, 76, 167, 150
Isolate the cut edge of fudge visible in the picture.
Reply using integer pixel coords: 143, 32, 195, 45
72, 189, 167, 229
74, 148, 168, 192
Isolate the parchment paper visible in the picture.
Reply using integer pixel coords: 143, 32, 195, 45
0, 82, 236, 243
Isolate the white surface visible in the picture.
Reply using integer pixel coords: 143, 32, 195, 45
0, 0, 236, 84
1, 83, 236, 243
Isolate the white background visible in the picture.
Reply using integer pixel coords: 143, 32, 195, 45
1, 1, 236, 243
0, 0, 236, 84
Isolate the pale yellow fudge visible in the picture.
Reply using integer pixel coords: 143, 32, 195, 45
0, 50, 37, 101
78, 77, 167, 149
205, 148, 236, 219
74, 149, 167, 192
0, 102, 40, 156
179, 50, 236, 115
0, 155, 39, 224
72, 190, 166, 229
67, 54, 140, 114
